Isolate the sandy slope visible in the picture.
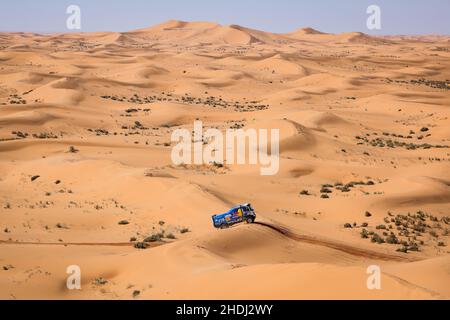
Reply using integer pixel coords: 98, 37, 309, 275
0, 20, 449, 300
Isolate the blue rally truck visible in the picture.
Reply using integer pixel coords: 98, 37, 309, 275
212, 203, 256, 229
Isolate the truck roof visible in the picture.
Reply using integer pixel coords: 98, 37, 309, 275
213, 204, 251, 217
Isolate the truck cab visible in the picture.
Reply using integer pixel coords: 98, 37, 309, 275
212, 203, 256, 229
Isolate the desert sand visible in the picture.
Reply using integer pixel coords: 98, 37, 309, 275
0, 20, 449, 300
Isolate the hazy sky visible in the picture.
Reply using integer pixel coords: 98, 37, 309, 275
0, 0, 449, 35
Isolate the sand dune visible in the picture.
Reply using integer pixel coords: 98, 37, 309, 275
0, 20, 449, 300
291, 27, 326, 36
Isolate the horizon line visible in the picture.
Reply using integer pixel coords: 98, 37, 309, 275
0, 19, 449, 37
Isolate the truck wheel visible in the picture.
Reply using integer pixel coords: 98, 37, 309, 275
246, 217, 254, 224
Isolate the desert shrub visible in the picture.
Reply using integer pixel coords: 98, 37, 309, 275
413, 225, 426, 233
386, 234, 399, 244
68, 146, 79, 153
429, 230, 439, 238
396, 246, 408, 253
93, 277, 108, 285
180, 227, 190, 234
360, 229, 369, 239
371, 233, 385, 244
144, 233, 163, 242
212, 161, 224, 168
134, 242, 148, 249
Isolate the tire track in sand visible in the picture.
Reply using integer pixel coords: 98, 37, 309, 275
0, 240, 165, 248
254, 222, 420, 262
